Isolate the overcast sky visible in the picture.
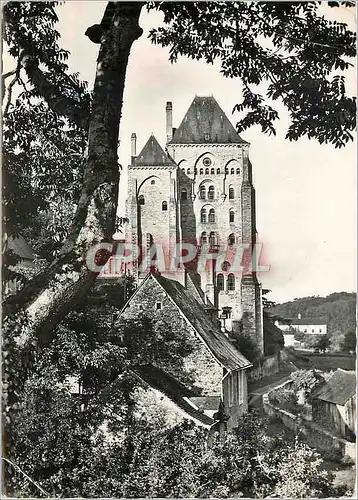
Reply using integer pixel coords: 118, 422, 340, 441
17, 2, 358, 303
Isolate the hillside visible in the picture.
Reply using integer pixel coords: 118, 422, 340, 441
270, 292, 356, 336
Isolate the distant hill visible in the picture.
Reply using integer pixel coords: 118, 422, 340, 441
270, 292, 356, 336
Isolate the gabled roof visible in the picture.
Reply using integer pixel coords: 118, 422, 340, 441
122, 272, 251, 371
169, 96, 248, 145
131, 364, 213, 427
313, 369, 356, 405
134, 135, 175, 166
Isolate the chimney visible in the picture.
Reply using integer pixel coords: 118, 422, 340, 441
166, 101, 173, 143
131, 133, 137, 165
298, 313, 301, 320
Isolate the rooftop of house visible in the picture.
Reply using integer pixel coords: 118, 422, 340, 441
169, 96, 248, 145
313, 368, 356, 406
134, 134, 175, 167
131, 364, 214, 427
277, 317, 327, 326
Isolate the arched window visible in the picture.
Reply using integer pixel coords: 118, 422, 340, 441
181, 168, 185, 173
181, 188, 188, 200
162, 201, 168, 211
222, 261, 231, 272
138, 195, 145, 205
229, 187, 234, 200
199, 185, 206, 200
151, 179, 155, 185
236, 168, 240, 175
225, 167, 229, 174
201, 208, 207, 223
208, 185, 215, 200
205, 168, 209, 175
200, 231, 207, 244
228, 273, 235, 291
194, 168, 198, 174
228, 233, 235, 246
200, 168, 204, 175
187, 168, 191, 174
229, 210, 235, 223
217, 274, 224, 292
230, 168, 235, 175
216, 168, 221, 174
209, 232, 217, 247
208, 208, 215, 223
211, 168, 215, 175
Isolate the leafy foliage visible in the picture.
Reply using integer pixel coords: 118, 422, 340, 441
150, 1, 356, 147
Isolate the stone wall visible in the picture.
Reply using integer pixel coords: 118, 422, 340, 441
247, 352, 280, 381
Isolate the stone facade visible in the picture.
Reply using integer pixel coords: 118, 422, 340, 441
125, 96, 263, 353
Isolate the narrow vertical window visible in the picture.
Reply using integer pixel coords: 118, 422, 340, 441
229, 187, 234, 199
208, 186, 215, 200
205, 168, 209, 175
209, 232, 217, 247
199, 168, 204, 175
138, 195, 145, 205
216, 168, 221, 174
229, 210, 235, 223
211, 168, 215, 175
208, 208, 215, 223
236, 168, 240, 175
228, 273, 235, 291
162, 201, 168, 211
230, 168, 235, 174
200, 232, 207, 244
217, 273, 224, 291
187, 168, 191, 174
228, 233, 235, 246
201, 208, 207, 223
181, 188, 188, 200
199, 185, 206, 200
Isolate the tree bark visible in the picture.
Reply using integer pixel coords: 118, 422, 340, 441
4, 2, 144, 346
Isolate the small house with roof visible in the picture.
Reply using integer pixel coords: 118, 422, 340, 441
119, 271, 252, 430
312, 368, 356, 440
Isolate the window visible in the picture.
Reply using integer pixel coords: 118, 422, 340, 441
228, 273, 235, 291
228, 233, 235, 246
181, 188, 188, 200
199, 185, 206, 200
217, 273, 224, 291
204, 133, 210, 141
208, 185, 215, 200
203, 157, 212, 167
236, 168, 240, 175
312, 329, 314, 333
201, 208, 207, 223
155, 302, 162, 310
181, 168, 185, 172
162, 201, 168, 211
187, 168, 190, 174
205, 168, 209, 175
304, 329, 307, 333
229, 210, 235, 223
200, 168, 204, 175
208, 208, 215, 223
209, 232, 217, 247
138, 195, 145, 205
225, 167, 229, 174
194, 168, 198, 174
222, 261, 231, 272
200, 232, 207, 244
229, 187, 234, 199
230, 168, 235, 174
319, 329, 322, 333
211, 168, 215, 175
216, 168, 220, 174
151, 179, 155, 185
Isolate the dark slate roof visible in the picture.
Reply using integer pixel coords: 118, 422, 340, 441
131, 364, 213, 427
169, 96, 248, 145
152, 273, 252, 371
7, 235, 36, 261
189, 396, 221, 411
313, 369, 356, 405
134, 135, 175, 166
291, 318, 327, 326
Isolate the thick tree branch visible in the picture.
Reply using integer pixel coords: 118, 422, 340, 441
4, 2, 144, 345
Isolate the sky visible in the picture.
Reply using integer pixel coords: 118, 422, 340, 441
8, 2, 358, 304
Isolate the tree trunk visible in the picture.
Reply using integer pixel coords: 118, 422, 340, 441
4, 2, 144, 346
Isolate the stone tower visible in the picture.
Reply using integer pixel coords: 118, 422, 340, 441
125, 96, 263, 353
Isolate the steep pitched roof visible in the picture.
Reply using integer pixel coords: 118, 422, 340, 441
131, 364, 213, 427
169, 96, 248, 145
134, 135, 175, 166
133, 273, 252, 371
313, 369, 356, 405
